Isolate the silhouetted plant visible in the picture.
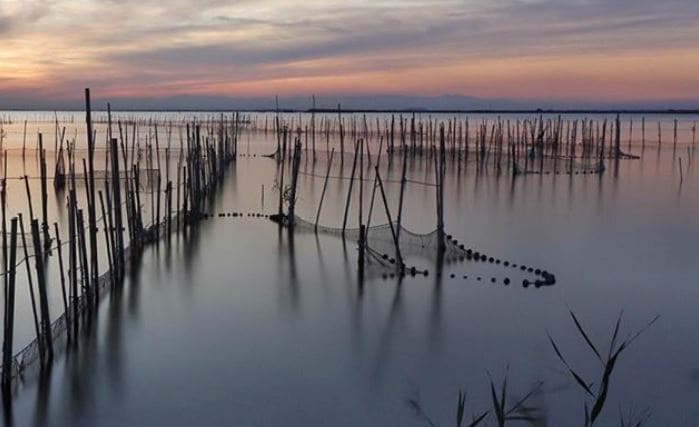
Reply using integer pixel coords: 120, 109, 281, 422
408, 372, 544, 427
487, 369, 545, 427
547, 310, 659, 426
407, 388, 488, 427
618, 406, 651, 427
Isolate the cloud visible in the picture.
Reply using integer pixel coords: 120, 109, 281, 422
1, 0, 698, 106
0, 0, 50, 33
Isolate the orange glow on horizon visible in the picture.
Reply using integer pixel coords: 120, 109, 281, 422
86, 49, 699, 103
1, 0, 698, 105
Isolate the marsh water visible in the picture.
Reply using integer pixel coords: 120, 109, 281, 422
0, 112, 698, 426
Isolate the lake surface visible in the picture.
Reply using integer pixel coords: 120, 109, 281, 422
1, 111, 698, 426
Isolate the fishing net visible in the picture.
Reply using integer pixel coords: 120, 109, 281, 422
290, 215, 557, 286
517, 156, 606, 175
73, 168, 160, 183
0, 213, 182, 388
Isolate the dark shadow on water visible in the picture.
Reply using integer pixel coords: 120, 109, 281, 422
371, 275, 404, 384
66, 302, 100, 424
127, 248, 144, 319
286, 227, 299, 309
181, 220, 202, 286
275, 224, 300, 313
2, 389, 13, 427
428, 250, 445, 351
33, 362, 52, 427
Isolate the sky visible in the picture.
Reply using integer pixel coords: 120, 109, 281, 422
1, 0, 698, 108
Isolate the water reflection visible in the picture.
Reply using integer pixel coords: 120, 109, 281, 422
371, 277, 403, 384
1, 113, 697, 425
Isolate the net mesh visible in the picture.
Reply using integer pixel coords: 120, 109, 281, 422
291, 215, 557, 285
0, 213, 182, 388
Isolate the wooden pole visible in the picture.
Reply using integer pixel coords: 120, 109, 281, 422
342, 140, 360, 237
86, 90, 99, 303
395, 137, 408, 243
311, 95, 316, 161
67, 189, 78, 336
375, 167, 402, 269
18, 214, 42, 359
22, 120, 27, 159
436, 127, 446, 254
314, 149, 335, 231
1, 218, 18, 390
30, 219, 53, 362
110, 138, 124, 276
1, 163, 6, 300
277, 128, 287, 217
287, 141, 302, 227
53, 223, 69, 326
98, 191, 114, 287
365, 139, 384, 240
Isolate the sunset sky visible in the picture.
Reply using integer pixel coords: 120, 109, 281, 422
1, 0, 698, 108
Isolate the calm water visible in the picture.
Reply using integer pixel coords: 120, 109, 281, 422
1, 112, 698, 426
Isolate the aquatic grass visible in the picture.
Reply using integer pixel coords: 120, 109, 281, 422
618, 406, 651, 427
407, 388, 488, 427
407, 371, 544, 427
547, 310, 659, 426
487, 369, 545, 426
457, 390, 488, 427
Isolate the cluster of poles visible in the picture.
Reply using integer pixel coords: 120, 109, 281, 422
263, 107, 698, 178
272, 119, 450, 281
1, 89, 239, 394
1, 99, 696, 395
268, 109, 697, 280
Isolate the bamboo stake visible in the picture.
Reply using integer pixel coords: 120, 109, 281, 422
53, 223, 68, 327
18, 214, 41, 359
1, 217, 18, 390
86, 91, 99, 301
30, 219, 53, 362
375, 167, 402, 269
314, 149, 335, 231
341, 140, 360, 237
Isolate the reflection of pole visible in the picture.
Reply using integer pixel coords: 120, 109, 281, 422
375, 167, 402, 269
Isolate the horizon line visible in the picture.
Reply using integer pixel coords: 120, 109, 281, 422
1, 107, 698, 115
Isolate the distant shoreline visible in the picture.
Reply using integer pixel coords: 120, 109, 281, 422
1, 108, 698, 115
